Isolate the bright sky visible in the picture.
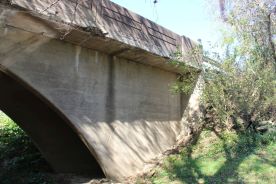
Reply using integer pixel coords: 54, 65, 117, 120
110, 0, 222, 50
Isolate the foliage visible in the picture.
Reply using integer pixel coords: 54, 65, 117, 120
202, 56, 276, 131
0, 111, 53, 184
168, 45, 202, 95
149, 130, 276, 184
201, 0, 276, 132
166, 0, 276, 132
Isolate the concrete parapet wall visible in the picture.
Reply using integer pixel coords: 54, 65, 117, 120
10, 0, 202, 67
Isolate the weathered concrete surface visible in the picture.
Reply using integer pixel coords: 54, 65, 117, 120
0, 0, 202, 181
0, 69, 105, 177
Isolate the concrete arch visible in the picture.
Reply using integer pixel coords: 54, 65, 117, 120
0, 0, 202, 179
0, 68, 105, 177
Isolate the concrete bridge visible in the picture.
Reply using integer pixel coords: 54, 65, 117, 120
0, 0, 202, 181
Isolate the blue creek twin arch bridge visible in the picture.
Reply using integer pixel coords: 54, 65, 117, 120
0, 0, 202, 181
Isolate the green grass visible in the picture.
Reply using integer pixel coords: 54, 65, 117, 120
150, 130, 276, 184
0, 111, 53, 184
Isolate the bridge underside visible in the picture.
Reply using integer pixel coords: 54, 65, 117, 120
0, 69, 105, 177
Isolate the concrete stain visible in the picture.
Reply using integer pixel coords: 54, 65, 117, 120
105, 56, 115, 126
95, 51, 99, 64
75, 46, 82, 73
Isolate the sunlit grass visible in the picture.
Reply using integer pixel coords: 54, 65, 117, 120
150, 130, 276, 184
195, 157, 226, 176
